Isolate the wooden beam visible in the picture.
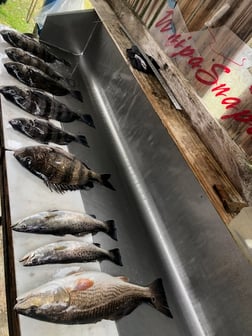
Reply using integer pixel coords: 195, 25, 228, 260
0, 224, 9, 336
90, 0, 247, 224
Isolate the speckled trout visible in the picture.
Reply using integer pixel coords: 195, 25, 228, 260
12, 210, 117, 240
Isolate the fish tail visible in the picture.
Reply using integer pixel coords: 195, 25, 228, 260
100, 174, 116, 191
70, 90, 83, 102
76, 135, 89, 147
104, 220, 117, 241
64, 77, 75, 87
149, 278, 173, 318
61, 58, 71, 67
108, 248, 123, 266
79, 114, 95, 128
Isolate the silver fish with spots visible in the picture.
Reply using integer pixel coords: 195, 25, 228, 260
12, 210, 117, 240
20, 241, 122, 266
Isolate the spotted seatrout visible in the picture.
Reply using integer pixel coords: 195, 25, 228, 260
12, 210, 117, 240
14, 271, 173, 323
20, 241, 122, 266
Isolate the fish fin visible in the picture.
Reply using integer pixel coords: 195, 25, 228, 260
149, 278, 173, 318
76, 135, 89, 147
100, 174, 116, 191
84, 181, 94, 189
45, 180, 81, 194
104, 220, 117, 241
79, 114, 95, 128
88, 214, 96, 219
70, 90, 83, 102
64, 77, 75, 87
45, 213, 60, 220
117, 276, 129, 282
60, 58, 71, 67
109, 248, 123, 266
72, 232, 86, 237
93, 243, 101, 248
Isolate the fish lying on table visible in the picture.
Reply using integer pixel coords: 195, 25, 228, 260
20, 241, 122, 266
0, 29, 69, 65
9, 118, 89, 147
12, 210, 117, 240
14, 145, 115, 193
4, 62, 83, 101
14, 271, 173, 324
5, 47, 66, 82
0, 86, 95, 127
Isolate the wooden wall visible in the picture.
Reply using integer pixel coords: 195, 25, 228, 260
104, 0, 252, 203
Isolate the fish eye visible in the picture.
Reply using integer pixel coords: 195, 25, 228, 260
24, 156, 32, 166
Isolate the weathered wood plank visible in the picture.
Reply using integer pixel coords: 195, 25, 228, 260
0, 225, 9, 336
90, 0, 247, 223
92, 0, 252, 205
123, 0, 252, 41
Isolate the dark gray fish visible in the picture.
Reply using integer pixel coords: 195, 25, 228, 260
14, 145, 115, 193
12, 210, 117, 240
9, 118, 89, 147
4, 62, 82, 101
0, 29, 69, 65
5, 47, 64, 81
19, 241, 122, 266
0, 86, 94, 127
14, 271, 173, 324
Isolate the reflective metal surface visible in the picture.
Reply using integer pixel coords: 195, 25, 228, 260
8, 10, 252, 336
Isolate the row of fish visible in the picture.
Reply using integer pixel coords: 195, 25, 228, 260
0, 29, 173, 326
1, 29, 95, 149
13, 210, 172, 323
14, 210, 120, 266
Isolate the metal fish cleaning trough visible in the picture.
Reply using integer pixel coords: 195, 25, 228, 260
1, 8, 252, 336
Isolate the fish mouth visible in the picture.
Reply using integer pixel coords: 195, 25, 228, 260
9, 119, 22, 129
19, 252, 35, 266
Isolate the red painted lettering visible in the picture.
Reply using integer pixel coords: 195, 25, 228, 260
212, 83, 231, 97
188, 57, 204, 69
171, 45, 195, 58
221, 110, 252, 122
195, 64, 231, 85
155, 10, 174, 32
246, 127, 252, 134
221, 97, 241, 109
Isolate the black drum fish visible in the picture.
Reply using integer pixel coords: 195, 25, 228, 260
5, 47, 64, 81
9, 118, 89, 147
4, 62, 82, 101
14, 145, 115, 193
19, 241, 122, 266
12, 210, 117, 240
14, 271, 173, 324
0, 86, 94, 127
0, 29, 69, 65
